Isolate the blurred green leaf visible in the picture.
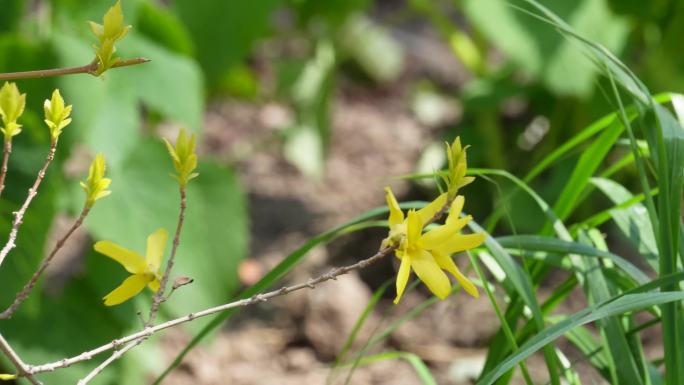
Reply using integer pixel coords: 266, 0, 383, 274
463, 0, 628, 97
0, 0, 25, 33
172, 0, 278, 86
136, 1, 194, 57
590, 177, 658, 269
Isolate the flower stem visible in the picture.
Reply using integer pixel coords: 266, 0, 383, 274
0, 58, 149, 81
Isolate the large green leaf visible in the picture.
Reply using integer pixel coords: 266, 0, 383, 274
171, 0, 279, 85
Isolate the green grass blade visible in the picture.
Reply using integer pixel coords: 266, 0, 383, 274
354, 351, 438, 385
468, 220, 561, 385
495, 235, 650, 284
477, 292, 684, 385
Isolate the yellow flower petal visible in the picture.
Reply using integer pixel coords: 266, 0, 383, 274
148, 277, 160, 292
103, 274, 149, 306
431, 251, 478, 298
416, 192, 447, 225
94, 241, 147, 274
434, 233, 485, 256
385, 186, 404, 227
393, 255, 412, 304
145, 228, 168, 272
406, 210, 423, 248
410, 250, 451, 300
445, 196, 465, 226
421, 216, 472, 250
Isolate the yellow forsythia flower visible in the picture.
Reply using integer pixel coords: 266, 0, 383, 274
0, 374, 17, 381
443, 137, 474, 199
94, 228, 168, 306
80, 154, 112, 208
385, 188, 484, 303
89, 1, 131, 76
163, 128, 199, 187
44, 89, 72, 141
0, 82, 26, 142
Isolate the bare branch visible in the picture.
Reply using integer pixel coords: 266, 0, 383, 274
27, 245, 396, 375
0, 333, 42, 385
0, 58, 150, 81
0, 141, 58, 268
0, 141, 11, 200
77, 342, 138, 385
147, 187, 188, 326
0, 205, 91, 319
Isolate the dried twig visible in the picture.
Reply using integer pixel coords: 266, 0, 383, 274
147, 187, 187, 326
0, 58, 149, 81
26, 245, 396, 375
0, 333, 42, 385
0, 205, 91, 319
77, 342, 137, 385
0, 141, 11, 199
0, 141, 58, 268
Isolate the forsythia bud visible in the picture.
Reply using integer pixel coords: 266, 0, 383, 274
89, 1, 131, 76
443, 137, 474, 199
44, 89, 73, 141
163, 128, 199, 187
80, 153, 112, 207
0, 374, 17, 381
0, 82, 26, 142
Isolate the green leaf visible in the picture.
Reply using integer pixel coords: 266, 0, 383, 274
590, 177, 658, 269
463, 0, 628, 97
172, 0, 278, 86
136, 1, 194, 57
495, 235, 650, 284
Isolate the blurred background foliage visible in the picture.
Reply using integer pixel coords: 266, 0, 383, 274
0, 0, 682, 383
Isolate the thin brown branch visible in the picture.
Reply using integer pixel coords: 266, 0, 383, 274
147, 187, 187, 326
0, 141, 58, 268
0, 140, 11, 199
0, 58, 150, 81
0, 205, 91, 319
27, 245, 396, 375
0, 333, 42, 385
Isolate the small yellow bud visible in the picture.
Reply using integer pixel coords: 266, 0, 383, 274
0, 373, 17, 381
80, 153, 112, 207
0, 82, 26, 142
163, 128, 199, 187
444, 137, 474, 198
89, 1, 131, 76
44, 89, 73, 141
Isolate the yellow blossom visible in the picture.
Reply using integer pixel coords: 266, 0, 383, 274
0, 82, 26, 142
89, 1, 131, 75
0, 374, 17, 381
94, 228, 168, 306
44, 89, 72, 141
163, 128, 199, 187
386, 190, 484, 304
80, 154, 112, 208
443, 137, 474, 199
